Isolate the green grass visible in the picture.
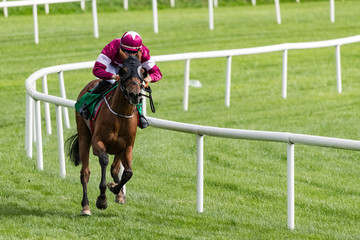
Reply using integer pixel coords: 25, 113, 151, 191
1, 1, 360, 239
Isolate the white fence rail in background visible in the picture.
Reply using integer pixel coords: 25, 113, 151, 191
152, 35, 360, 110
148, 0, 336, 32
2, 0, 85, 16
1, 0, 338, 36
0, 0, 98, 44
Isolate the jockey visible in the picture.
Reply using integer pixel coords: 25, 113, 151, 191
79, 31, 162, 129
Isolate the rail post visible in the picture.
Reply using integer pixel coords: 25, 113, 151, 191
55, 105, 66, 178
42, 75, 52, 135
32, 4, 39, 44
197, 134, 204, 213
225, 56, 232, 107
25, 93, 33, 158
152, 0, 158, 33
35, 99, 43, 171
335, 45, 341, 93
183, 59, 190, 111
58, 71, 70, 129
275, 0, 281, 24
282, 49, 288, 99
330, 0, 335, 23
92, 0, 99, 38
287, 143, 295, 230
3, 0, 7, 17
208, 0, 214, 30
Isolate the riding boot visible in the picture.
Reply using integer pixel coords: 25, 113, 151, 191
139, 114, 149, 129
136, 102, 149, 129
90, 79, 112, 94
79, 80, 112, 119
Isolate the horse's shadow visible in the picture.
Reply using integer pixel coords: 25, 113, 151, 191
0, 202, 120, 218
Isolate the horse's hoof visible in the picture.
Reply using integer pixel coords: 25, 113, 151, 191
80, 206, 91, 216
107, 182, 116, 190
96, 196, 108, 210
115, 194, 126, 204
107, 182, 120, 194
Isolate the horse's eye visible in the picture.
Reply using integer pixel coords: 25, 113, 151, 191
119, 67, 128, 77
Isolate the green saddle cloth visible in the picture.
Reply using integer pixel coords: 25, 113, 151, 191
74, 85, 117, 118
74, 92, 101, 117
74, 84, 142, 119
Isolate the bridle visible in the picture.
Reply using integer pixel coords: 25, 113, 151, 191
104, 56, 156, 118
118, 56, 145, 95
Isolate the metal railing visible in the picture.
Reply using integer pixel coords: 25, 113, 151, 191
25, 72, 360, 230
24, 34, 360, 153
24, 35, 360, 229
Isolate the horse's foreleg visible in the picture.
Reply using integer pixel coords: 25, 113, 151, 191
110, 155, 126, 203
108, 147, 133, 195
96, 151, 109, 210
110, 155, 121, 183
93, 140, 109, 210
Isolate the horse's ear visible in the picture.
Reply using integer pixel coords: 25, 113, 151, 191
141, 67, 148, 79
137, 49, 142, 61
119, 48, 127, 61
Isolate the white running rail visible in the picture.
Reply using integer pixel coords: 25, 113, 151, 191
25, 75, 360, 230
0, 0, 98, 44
24, 34, 360, 150
24, 35, 360, 229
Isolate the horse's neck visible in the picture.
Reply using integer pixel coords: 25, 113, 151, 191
109, 86, 135, 115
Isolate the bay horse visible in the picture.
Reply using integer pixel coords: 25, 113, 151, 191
66, 51, 147, 215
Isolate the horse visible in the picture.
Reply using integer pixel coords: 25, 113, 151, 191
66, 51, 147, 216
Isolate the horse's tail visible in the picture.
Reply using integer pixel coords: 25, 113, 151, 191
65, 132, 81, 166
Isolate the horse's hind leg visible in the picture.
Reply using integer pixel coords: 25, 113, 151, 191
77, 125, 92, 216
110, 155, 126, 204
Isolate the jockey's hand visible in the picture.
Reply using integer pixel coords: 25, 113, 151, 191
112, 74, 120, 81
144, 75, 152, 87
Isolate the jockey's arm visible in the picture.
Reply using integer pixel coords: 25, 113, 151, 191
93, 57, 113, 80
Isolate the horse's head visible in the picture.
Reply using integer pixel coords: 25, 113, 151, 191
118, 55, 147, 105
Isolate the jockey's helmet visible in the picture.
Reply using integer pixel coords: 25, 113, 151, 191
120, 31, 143, 52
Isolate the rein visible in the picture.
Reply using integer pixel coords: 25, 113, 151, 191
141, 85, 156, 113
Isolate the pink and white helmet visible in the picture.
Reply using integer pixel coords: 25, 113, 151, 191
120, 31, 143, 52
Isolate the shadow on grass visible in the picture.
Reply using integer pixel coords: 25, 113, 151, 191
0, 201, 122, 219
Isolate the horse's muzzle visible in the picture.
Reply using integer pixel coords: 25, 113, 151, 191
125, 90, 141, 105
